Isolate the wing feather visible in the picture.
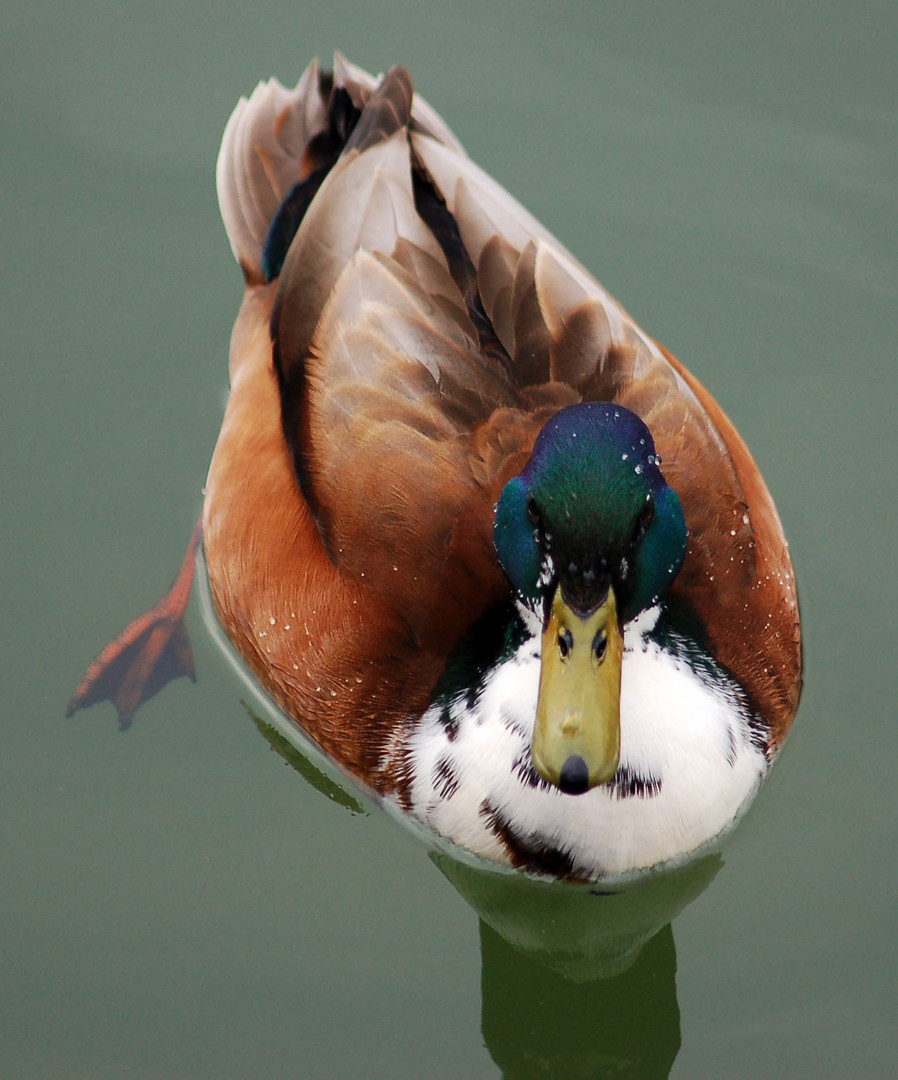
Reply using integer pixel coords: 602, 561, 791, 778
273, 130, 449, 385
301, 248, 520, 643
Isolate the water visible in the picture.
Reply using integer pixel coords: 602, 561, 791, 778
3, 2, 896, 1076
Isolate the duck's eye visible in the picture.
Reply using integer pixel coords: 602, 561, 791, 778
638, 497, 655, 532
557, 627, 573, 660
592, 631, 607, 664
526, 495, 541, 527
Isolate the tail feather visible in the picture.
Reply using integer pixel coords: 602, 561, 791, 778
216, 60, 330, 282
217, 55, 467, 286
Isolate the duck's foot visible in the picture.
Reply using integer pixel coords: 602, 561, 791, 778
67, 519, 203, 730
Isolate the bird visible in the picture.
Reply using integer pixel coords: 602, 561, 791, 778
68, 55, 801, 883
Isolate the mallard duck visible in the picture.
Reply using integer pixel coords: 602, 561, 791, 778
69, 55, 801, 883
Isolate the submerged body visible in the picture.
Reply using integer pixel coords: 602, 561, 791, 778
74, 56, 800, 883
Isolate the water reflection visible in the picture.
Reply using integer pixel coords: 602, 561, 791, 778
480, 921, 679, 1080
253, 696, 719, 1078
434, 852, 718, 982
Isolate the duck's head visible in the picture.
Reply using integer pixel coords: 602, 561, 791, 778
494, 403, 687, 795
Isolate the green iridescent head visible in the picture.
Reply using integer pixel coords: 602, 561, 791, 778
493, 402, 687, 623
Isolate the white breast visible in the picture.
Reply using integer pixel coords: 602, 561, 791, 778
391, 606, 767, 882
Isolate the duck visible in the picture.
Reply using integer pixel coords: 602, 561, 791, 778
68, 55, 802, 883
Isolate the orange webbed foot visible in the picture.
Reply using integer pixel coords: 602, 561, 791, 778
67, 520, 203, 730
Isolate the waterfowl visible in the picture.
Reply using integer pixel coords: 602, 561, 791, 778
69, 55, 801, 882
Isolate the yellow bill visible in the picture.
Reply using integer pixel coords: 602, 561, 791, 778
531, 583, 623, 793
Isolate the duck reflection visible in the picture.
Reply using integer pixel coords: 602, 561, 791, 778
251, 703, 719, 1079
436, 851, 717, 1078
480, 921, 679, 1080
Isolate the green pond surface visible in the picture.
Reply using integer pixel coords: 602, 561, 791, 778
3, 2, 896, 1077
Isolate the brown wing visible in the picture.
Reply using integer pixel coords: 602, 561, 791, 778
271, 71, 534, 647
